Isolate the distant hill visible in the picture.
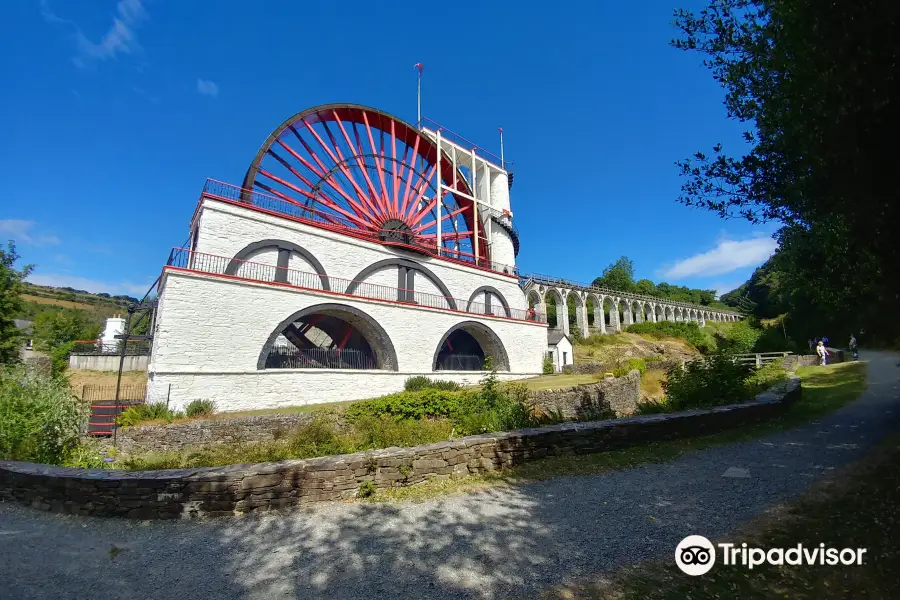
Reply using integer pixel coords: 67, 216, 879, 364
16, 282, 138, 322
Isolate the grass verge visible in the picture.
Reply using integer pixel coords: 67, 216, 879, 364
544, 427, 900, 599
369, 361, 867, 503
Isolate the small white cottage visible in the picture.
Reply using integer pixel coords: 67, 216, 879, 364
547, 330, 574, 372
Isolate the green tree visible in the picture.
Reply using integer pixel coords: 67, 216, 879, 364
31, 310, 99, 353
634, 278, 659, 297
672, 0, 900, 343
0, 242, 33, 364
593, 256, 635, 292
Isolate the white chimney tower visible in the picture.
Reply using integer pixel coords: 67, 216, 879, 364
100, 315, 126, 352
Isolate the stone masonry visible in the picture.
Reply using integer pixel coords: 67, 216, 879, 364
106, 411, 348, 454
530, 370, 641, 419
0, 378, 800, 520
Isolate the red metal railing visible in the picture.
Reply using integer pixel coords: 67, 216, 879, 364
167, 248, 546, 324
200, 179, 519, 277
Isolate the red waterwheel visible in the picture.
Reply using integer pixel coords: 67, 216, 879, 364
241, 104, 488, 263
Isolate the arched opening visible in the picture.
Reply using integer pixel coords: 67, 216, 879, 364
655, 304, 665, 323
526, 289, 542, 310
603, 296, 616, 331
433, 321, 510, 371
258, 304, 397, 370
618, 299, 631, 328
566, 291, 585, 336
632, 300, 644, 324
466, 286, 511, 318
545, 289, 563, 330
586, 295, 600, 332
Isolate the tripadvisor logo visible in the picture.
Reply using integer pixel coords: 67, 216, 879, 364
675, 536, 868, 576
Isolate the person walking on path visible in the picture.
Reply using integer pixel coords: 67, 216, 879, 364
816, 340, 829, 366
849, 334, 859, 360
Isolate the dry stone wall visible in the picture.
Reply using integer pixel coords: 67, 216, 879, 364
530, 370, 641, 419
107, 411, 348, 454
783, 350, 845, 370
0, 378, 800, 520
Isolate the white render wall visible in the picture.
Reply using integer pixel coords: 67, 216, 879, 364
149, 270, 546, 411
193, 199, 525, 309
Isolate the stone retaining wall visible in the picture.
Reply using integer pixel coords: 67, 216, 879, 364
107, 411, 347, 454
0, 378, 800, 519
102, 373, 640, 455
530, 370, 641, 419
783, 350, 845, 370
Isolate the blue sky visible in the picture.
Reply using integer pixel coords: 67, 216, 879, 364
1, 0, 778, 299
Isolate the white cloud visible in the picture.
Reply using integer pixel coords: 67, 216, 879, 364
196, 79, 219, 97
660, 235, 777, 279
40, 0, 147, 68
0, 219, 60, 246
27, 273, 150, 297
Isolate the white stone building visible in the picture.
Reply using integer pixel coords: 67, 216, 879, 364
147, 104, 547, 412
547, 330, 574, 372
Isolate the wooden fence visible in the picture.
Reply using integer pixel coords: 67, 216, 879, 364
732, 352, 792, 368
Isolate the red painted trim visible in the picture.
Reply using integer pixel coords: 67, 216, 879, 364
201, 195, 520, 279
163, 266, 546, 327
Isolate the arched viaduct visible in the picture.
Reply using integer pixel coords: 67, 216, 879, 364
520, 275, 742, 337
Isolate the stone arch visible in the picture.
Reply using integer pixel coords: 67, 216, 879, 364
588, 293, 603, 332
603, 296, 618, 331
226, 239, 330, 290
655, 304, 665, 323
545, 288, 565, 330
565, 289, 586, 336
432, 321, 510, 371
526, 288, 542, 309
346, 258, 457, 310
257, 303, 398, 370
465, 286, 511, 318
618, 298, 632, 328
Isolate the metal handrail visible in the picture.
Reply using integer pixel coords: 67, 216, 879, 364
166, 248, 546, 324
519, 272, 740, 316
200, 179, 519, 277
415, 117, 511, 170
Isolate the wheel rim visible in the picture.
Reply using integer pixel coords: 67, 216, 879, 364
241, 104, 487, 262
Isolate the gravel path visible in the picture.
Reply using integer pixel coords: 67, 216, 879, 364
2, 351, 898, 600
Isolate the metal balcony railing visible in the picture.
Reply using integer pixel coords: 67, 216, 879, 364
166, 248, 546, 324
200, 179, 519, 277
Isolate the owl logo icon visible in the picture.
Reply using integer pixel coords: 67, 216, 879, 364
675, 535, 716, 576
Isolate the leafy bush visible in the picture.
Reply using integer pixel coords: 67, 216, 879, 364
633, 398, 673, 415
713, 320, 762, 354
663, 353, 754, 411
49, 340, 76, 377
185, 399, 216, 418
403, 376, 460, 391
542, 353, 554, 374
63, 441, 108, 469
346, 389, 479, 422
117, 402, 184, 427
0, 366, 87, 464
753, 325, 796, 353
612, 358, 647, 377
627, 321, 716, 353
744, 360, 789, 395
358, 480, 376, 498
